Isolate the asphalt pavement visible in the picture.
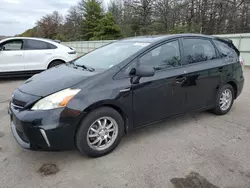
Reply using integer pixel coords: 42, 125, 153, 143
0, 70, 250, 188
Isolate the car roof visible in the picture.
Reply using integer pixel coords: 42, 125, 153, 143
2, 34, 215, 46
121, 35, 168, 43
1, 37, 59, 45
121, 34, 215, 43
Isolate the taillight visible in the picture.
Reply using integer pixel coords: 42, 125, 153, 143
239, 56, 245, 70
68, 50, 76, 55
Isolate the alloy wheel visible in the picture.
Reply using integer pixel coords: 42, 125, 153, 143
87, 117, 118, 151
219, 89, 232, 111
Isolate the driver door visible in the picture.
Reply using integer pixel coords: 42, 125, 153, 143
131, 40, 188, 127
0, 39, 25, 72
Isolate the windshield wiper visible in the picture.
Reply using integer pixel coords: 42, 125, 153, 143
73, 63, 95, 72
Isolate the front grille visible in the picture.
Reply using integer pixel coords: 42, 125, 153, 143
11, 89, 41, 111
16, 128, 29, 143
11, 103, 24, 111
12, 98, 26, 108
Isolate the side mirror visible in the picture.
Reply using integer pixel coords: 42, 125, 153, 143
0, 45, 4, 51
129, 66, 155, 84
129, 66, 155, 78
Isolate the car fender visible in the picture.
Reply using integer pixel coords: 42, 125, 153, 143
67, 88, 134, 132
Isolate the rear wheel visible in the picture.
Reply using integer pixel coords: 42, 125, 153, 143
212, 84, 234, 115
48, 60, 64, 69
76, 107, 124, 157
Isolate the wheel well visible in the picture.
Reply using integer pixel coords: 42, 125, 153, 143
100, 104, 128, 134
74, 104, 128, 149
47, 59, 65, 68
227, 81, 237, 99
83, 104, 128, 134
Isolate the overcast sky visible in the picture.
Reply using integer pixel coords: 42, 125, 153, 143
0, 0, 109, 36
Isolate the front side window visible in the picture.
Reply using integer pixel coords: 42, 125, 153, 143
183, 38, 217, 64
139, 40, 181, 70
25, 40, 53, 50
2, 40, 23, 51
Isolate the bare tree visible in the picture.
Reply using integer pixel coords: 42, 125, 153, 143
36, 11, 63, 39
20, 0, 250, 40
63, 6, 83, 40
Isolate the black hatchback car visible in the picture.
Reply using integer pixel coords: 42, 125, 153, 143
9, 34, 244, 157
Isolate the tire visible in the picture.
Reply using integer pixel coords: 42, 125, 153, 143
212, 84, 235, 115
48, 60, 64, 69
76, 107, 124, 157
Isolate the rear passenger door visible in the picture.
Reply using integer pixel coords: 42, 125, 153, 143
181, 37, 225, 111
23, 39, 56, 71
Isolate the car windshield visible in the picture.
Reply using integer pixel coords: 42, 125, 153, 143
73, 41, 150, 69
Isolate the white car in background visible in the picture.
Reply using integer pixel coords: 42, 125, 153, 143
0, 37, 77, 77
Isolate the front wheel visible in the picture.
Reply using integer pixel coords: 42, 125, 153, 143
76, 107, 124, 157
212, 84, 234, 115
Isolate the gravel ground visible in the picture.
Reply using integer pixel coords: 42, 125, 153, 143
0, 69, 250, 188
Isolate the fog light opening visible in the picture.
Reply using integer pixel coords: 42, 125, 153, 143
40, 129, 51, 147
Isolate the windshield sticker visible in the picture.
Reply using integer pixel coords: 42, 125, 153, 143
133, 43, 150, 47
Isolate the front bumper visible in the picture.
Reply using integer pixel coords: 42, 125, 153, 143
9, 103, 83, 151
10, 121, 31, 149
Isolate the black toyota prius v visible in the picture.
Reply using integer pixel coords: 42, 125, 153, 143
9, 34, 244, 157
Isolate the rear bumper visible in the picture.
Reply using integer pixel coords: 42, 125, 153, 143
9, 103, 84, 151
236, 79, 244, 98
67, 54, 78, 61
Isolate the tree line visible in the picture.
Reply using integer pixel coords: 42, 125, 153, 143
19, 0, 250, 41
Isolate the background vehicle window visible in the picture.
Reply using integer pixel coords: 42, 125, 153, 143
47, 43, 57, 49
213, 40, 237, 58
183, 38, 217, 64
139, 40, 181, 70
2, 40, 23, 50
26, 40, 55, 50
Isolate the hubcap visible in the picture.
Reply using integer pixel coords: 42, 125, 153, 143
219, 89, 232, 111
87, 117, 118, 151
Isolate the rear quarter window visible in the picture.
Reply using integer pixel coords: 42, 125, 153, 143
213, 40, 237, 58
47, 43, 57, 49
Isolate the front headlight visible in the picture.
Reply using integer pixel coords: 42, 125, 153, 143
31, 88, 81, 110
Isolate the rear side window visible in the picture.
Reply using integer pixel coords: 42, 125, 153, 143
183, 38, 217, 64
25, 39, 57, 50
213, 40, 237, 58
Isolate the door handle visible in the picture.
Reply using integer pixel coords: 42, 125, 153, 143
120, 88, 131, 93
14, 54, 22, 56
225, 58, 234, 63
176, 77, 186, 84
218, 67, 224, 72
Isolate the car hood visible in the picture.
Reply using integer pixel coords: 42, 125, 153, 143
18, 64, 98, 97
